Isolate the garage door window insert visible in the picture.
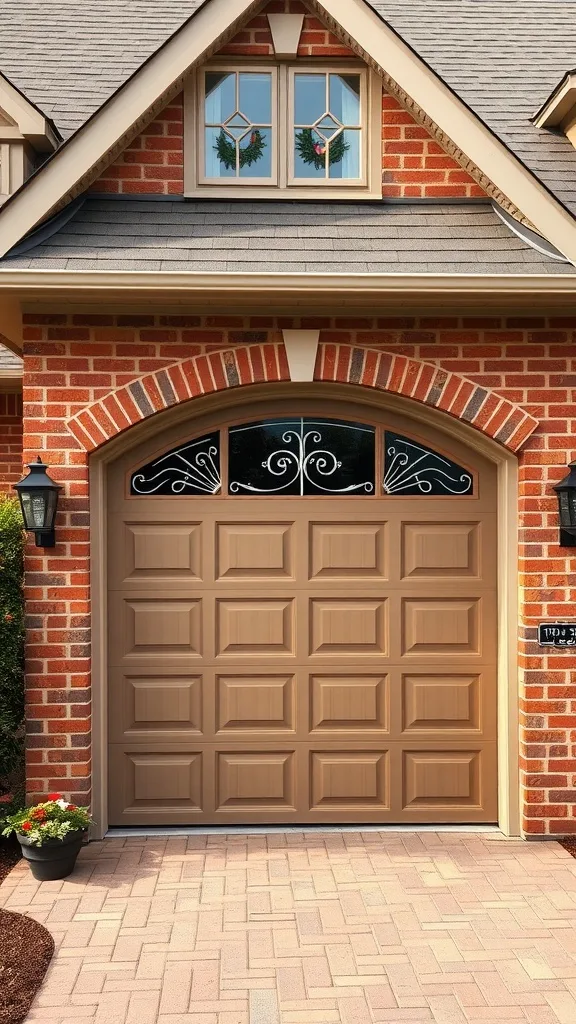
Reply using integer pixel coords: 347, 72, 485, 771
129, 421, 474, 497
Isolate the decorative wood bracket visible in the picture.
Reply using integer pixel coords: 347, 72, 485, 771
267, 13, 305, 57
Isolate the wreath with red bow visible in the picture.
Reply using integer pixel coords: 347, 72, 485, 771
214, 129, 266, 170
295, 128, 350, 171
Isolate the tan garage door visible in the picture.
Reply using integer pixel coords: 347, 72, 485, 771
107, 400, 497, 826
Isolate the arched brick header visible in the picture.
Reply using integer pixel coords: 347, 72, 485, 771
67, 342, 538, 454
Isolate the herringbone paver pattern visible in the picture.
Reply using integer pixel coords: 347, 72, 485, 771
2, 833, 576, 1024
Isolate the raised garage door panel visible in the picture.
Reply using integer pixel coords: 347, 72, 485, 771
107, 403, 498, 825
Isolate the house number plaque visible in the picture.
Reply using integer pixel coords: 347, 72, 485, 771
538, 623, 576, 647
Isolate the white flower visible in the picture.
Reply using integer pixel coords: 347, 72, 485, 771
56, 799, 70, 810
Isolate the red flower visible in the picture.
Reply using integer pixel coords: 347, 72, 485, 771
21, 822, 32, 831
32, 809, 47, 821
4, 613, 13, 622
46, 793, 62, 801
68, 805, 77, 811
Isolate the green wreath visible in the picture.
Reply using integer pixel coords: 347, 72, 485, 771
295, 128, 350, 171
215, 129, 266, 171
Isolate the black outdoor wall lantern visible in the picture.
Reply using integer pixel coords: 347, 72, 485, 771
14, 457, 62, 548
554, 460, 576, 547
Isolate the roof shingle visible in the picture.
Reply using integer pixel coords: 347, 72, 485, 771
1, 1, 576, 218
1, 198, 572, 275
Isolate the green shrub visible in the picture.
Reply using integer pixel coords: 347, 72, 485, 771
0, 497, 25, 786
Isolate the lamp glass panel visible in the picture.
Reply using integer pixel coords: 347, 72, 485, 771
20, 491, 48, 529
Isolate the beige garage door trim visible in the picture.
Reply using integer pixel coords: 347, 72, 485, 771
90, 383, 519, 837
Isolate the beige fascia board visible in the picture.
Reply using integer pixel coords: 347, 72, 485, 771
0, 294, 23, 349
0, 0, 259, 258
533, 73, 576, 128
317, 0, 576, 265
0, 270, 575, 298
0, 76, 58, 151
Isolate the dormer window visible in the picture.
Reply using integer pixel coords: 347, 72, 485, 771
533, 71, 576, 151
186, 63, 381, 198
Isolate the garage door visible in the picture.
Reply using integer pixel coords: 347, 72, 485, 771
107, 400, 497, 826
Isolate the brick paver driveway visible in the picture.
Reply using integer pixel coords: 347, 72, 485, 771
2, 832, 576, 1024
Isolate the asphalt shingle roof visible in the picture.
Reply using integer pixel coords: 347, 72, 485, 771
1, 2, 576, 217
371, 1, 576, 217
0, 1, 204, 138
1, 199, 572, 275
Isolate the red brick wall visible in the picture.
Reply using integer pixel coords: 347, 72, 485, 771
21, 312, 576, 834
218, 0, 355, 57
0, 392, 23, 492
89, 95, 184, 195
89, 2, 482, 199
382, 95, 482, 199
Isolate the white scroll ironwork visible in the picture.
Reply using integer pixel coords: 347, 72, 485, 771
383, 432, 473, 495
131, 434, 221, 495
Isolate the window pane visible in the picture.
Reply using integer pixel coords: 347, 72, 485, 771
229, 419, 375, 496
239, 72, 272, 124
204, 70, 273, 180
329, 129, 360, 179
294, 129, 327, 179
205, 72, 235, 123
131, 433, 221, 495
239, 127, 272, 177
329, 74, 361, 125
294, 73, 327, 125
383, 431, 473, 496
205, 127, 236, 177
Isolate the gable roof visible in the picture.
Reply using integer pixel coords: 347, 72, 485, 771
371, 0, 576, 218
4, 198, 571, 276
1, 0, 576, 265
1, 0, 576, 210
0, 1, 204, 138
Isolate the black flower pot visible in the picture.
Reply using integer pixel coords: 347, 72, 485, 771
17, 829, 86, 881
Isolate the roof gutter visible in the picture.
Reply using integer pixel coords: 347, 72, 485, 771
0, 270, 575, 296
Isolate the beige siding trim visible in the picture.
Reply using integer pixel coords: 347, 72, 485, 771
533, 73, 576, 128
318, 0, 576, 263
0, 75, 58, 150
0, 270, 575, 296
0, 0, 260, 258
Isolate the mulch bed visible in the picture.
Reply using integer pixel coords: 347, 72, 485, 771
0, 909, 54, 1024
0, 838, 54, 1024
560, 838, 576, 859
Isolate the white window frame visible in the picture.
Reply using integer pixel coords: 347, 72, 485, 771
199, 65, 278, 187
184, 61, 383, 199
288, 67, 367, 188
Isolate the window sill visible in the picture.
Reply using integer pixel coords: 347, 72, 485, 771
184, 185, 383, 200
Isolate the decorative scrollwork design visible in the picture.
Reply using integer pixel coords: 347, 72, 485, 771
229, 419, 375, 496
383, 432, 473, 496
130, 433, 221, 495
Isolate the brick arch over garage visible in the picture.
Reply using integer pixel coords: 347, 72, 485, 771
67, 342, 538, 454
